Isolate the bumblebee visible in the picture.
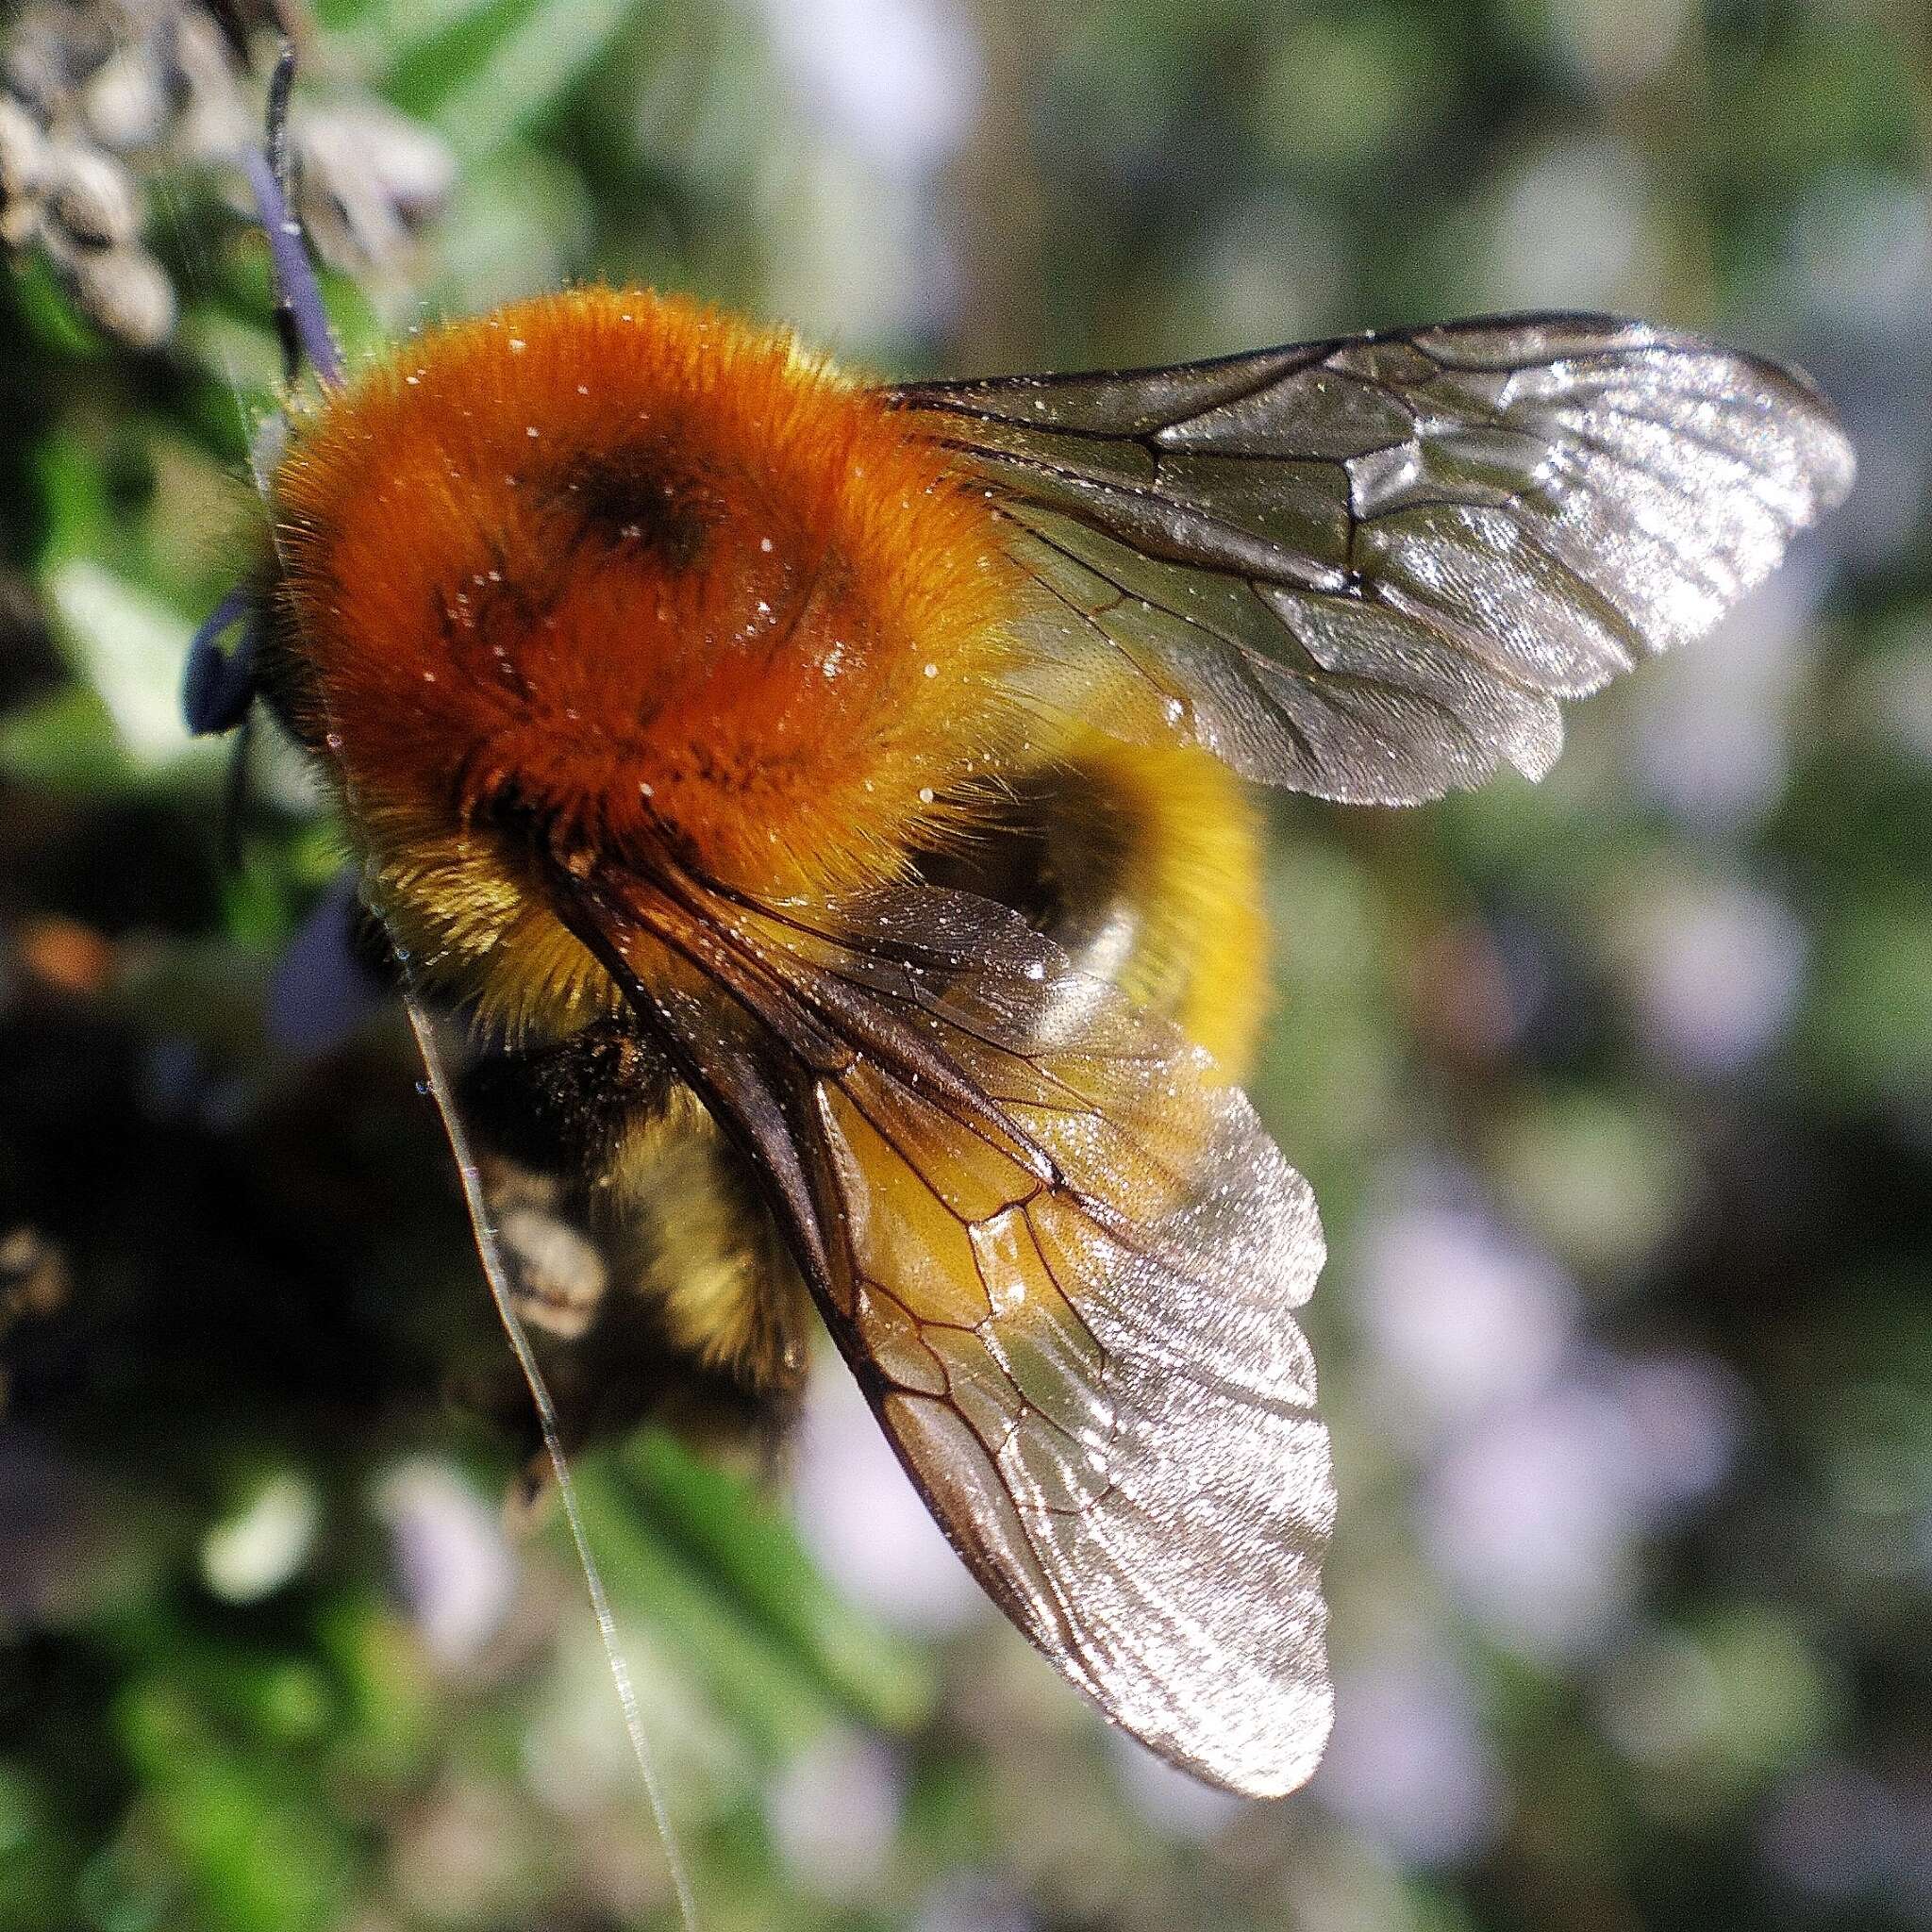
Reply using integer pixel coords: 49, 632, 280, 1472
189, 114, 1854, 1798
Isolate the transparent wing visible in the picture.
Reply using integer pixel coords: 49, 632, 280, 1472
887, 312, 1856, 804
549, 858, 1334, 1796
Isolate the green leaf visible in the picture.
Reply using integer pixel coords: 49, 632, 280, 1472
0, 682, 132, 791
42, 558, 211, 773
618, 1429, 935, 1736
566, 1457, 847, 1762
408, 0, 644, 159
7, 256, 110, 362
1796, 891, 1932, 1108
115, 1678, 355, 1932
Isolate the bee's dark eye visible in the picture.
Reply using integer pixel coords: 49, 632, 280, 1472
181, 588, 261, 736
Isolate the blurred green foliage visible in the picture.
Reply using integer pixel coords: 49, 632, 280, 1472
2, 1, 1928, 1929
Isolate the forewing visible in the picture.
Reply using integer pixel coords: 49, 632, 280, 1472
554, 863, 1334, 1796
887, 312, 1856, 803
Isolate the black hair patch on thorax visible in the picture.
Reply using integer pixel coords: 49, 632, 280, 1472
543, 441, 718, 572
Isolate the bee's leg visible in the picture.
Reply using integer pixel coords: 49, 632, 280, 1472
450, 1032, 809, 1483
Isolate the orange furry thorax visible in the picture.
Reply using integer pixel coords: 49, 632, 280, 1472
266, 290, 1024, 974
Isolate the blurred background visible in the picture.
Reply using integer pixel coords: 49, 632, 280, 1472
1, 1, 1927, 1927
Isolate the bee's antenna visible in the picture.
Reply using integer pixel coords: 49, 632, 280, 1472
240, 37, 341, 391
264, 33, 297, 204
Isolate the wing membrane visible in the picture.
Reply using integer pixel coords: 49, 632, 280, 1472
888, 312, 1856, 804
549, 858, 1334, 1796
